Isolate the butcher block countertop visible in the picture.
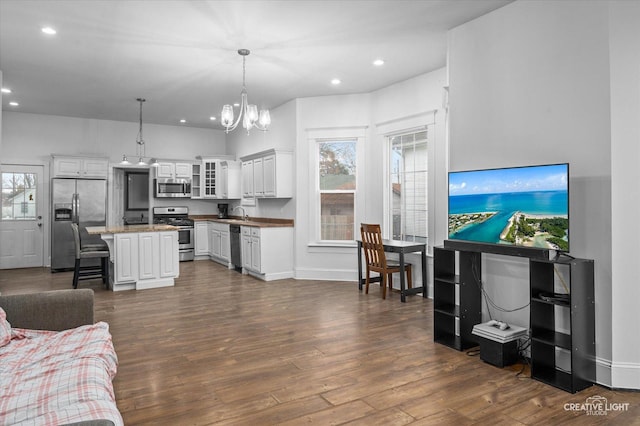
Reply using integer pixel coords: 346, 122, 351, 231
86, 224, 179, 234
189, 215, 294, 228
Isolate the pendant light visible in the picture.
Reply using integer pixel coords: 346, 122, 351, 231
135, 98, 147, 165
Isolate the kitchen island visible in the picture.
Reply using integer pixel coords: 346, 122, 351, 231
86, 224, 180, 291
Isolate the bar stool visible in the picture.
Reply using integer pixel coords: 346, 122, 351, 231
71, 223, 110, 289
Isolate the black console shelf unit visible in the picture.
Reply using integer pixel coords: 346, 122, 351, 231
530, 256, 595, 393
433, 246, 481, 351
433, 241, 595, 393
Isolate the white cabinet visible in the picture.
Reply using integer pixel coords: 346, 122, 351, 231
240, 149, 293, 199
220, 161, 241, 199
199, 158, 241, 199
175, 163, 192, 178
52, 156, 109, 178
220, 228, 230, 261
262, 154, 277, 197
155, 162, 192, 179
195, 220, 231, 266
109, 230, 178, 290
253, 157, 264, 197
203, 159, 218, 198
138, 232, 160, 280
209, 222, 230, 263
241, 225, 293, 281
159, 231, 179, 278
242, 160, 254, 198
241, 232, 253, 270
155, 163, 175, 178
194, 222, 209, 256
115, 233, 138, 283
209, 226, 221, 258
191, 163, 202, 198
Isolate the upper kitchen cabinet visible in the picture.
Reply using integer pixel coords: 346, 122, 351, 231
193, 157, 240, 200
219, 160, 241, 199
52, 155, 109, 179
154, 162, 192, 179
240, 149, 293, 199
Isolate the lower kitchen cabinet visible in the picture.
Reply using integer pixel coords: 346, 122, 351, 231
106, 230, 179, 291
241, 226, 293, 281
194, 222, 209, 256
194, 221, 231, 267
209, 222, 230, 265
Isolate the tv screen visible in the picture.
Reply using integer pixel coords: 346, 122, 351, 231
448, 163, 569, 252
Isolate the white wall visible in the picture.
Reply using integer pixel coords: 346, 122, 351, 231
294, 71, 447, 283
2, 111, 226, 165
0, 70, 3, 157
447, 0, 639, 389
1, 111, 227, 266
609, 0, 640, 390
225, 99, 297, 220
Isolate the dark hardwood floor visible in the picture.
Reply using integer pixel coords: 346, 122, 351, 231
1, 262, 639, 425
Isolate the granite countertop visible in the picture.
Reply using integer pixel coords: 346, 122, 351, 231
189, 215, 294, 228
86, 224, 179, 234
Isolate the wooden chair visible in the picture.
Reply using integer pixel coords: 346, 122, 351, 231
71, 223, 110, 289
360, 223, 412, 299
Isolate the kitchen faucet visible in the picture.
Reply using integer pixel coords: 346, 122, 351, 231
233, 206, 248, 221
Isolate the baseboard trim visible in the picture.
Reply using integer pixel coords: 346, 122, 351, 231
295, 268, 357, 282
610, 360, 640, 390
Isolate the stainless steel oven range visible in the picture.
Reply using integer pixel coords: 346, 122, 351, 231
152, 206, 194, 261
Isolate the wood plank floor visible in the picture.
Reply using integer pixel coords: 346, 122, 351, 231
1, 261, 639, 425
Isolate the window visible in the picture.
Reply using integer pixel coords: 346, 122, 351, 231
389, 130, 428, 243
318, 140, 357, 241
1, 172, 37, 220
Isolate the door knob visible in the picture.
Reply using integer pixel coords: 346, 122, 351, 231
37, 223, 42, 227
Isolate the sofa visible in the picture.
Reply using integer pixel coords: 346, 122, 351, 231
0, 289, 123, 426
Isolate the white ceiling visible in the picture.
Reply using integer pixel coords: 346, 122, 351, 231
0, 0, 511, 129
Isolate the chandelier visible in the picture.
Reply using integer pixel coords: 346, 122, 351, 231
221, 49, 271, 134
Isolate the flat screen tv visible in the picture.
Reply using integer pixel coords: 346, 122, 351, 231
448, 163, 569, 253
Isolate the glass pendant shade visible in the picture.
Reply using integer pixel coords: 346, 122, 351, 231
221, 104, 234, 127
247, 104, 259, 122
259, 110, 271, 127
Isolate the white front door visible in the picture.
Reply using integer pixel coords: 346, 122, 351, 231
0, 165, 45, 269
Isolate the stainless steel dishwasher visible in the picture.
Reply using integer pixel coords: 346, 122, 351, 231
229, 225, 242, 270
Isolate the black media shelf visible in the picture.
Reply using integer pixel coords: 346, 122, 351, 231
433, 246, 481, 351
432, 241, 595, 393
530, 257, 595, 393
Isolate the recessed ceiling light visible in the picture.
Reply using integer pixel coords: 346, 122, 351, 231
209, 116, 217, 121
1, 87, 11, 94
41, 26, 57, 35
180, 119, 187, 123
9, 101, 19, 107
373, 59, 385, 66
331, 78, 341, 85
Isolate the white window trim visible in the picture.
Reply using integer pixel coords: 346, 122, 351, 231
307, 126, 367, 247
377, 111, 436, 240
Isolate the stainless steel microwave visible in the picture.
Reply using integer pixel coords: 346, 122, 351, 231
154, 178, 191, 198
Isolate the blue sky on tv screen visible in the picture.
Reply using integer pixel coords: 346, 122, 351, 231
449, 164, 568, 196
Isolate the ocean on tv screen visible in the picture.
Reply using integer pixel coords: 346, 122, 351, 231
448, 165, 569, 251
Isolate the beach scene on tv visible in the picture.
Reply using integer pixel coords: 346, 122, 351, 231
448, 164, 569, 251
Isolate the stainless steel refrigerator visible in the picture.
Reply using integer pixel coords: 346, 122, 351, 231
51, 178, 107, 271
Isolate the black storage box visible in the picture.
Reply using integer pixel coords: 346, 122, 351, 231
477, 336, 518, 367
